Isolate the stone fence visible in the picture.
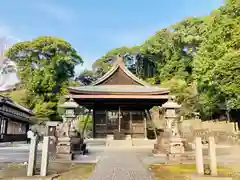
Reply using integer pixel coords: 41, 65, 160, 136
179, 119, 240, 145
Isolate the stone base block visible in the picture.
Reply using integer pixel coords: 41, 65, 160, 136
55, 153, 73, 161
58, 137, 71, 142
106, 134, 114, 140
56, 145, 71, 154
152, 149, 159, 154
167, 153, 184, 162
153, 144, 168, 153
125, 135, 132, 140
190, 175, 232, 180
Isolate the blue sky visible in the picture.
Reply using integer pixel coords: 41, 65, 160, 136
0, 0, 223, 74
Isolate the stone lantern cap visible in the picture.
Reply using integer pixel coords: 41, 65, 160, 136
59, 98, 79, 109
162, 98, 181, 109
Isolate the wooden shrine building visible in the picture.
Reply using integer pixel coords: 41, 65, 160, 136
0, 95, 34, 142
67, 55, 170, 139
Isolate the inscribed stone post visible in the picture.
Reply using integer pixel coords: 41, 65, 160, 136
40, 136, 50, 176
195, 137, 204, 175
27, 136, 38, 176
208, 136, 217, 176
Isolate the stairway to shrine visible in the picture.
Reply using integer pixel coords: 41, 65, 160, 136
132, 139, 156, 147
106, 139, 133, 148
106, 139, 156, 148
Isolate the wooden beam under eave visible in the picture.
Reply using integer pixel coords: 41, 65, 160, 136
64, 94, 171, 99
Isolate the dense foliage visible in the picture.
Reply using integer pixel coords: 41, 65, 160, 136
5, 36, 83, 121
77, 0, 239, 119
2, 0, 239, 121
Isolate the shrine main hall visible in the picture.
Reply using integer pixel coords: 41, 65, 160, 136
67, 56, 170, 139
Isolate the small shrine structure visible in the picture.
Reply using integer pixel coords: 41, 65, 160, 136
65, 55, 171, 139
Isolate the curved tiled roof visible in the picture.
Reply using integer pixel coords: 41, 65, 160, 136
0, 95, 34, 115
91, 55, 150, 87
69, 85, 169, 94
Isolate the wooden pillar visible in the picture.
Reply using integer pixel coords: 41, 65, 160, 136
118, 106, 121, 133
0, 117, 2, 141
92, 106, 96, 138
4, 119, 8, 134
129, 111, 132, 136
105, 110, 108, 135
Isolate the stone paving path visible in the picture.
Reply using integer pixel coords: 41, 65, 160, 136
88, 148, 153, 180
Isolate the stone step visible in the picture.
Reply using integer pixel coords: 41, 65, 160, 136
132, 139, 156, 146
106, 140, 133, 147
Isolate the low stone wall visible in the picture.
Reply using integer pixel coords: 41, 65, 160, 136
179, 119, 240, 145
180, 119, 238, 133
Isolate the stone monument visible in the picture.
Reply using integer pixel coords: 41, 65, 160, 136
27, 136, 38, 176
45, 121, 60, 154
56, 98, 79, 161
153, 98, 185, 161
40, 136, 50, 176
191, 136, 233, 180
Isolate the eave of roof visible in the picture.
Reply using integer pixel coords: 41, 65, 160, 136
65, 94, 170, 100
0, 95, 34, 116
68, 85, 169, 95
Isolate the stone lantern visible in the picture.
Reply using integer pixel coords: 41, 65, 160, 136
59, 98, 79, 136
56, 98, 79, 161
162, 97, 185, 161
162, 98, 181, 136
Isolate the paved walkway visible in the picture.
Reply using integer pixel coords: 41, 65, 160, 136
88, 149, 153, 180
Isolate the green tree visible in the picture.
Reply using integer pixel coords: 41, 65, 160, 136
193, 0, 240, 118
75, 69, 97, 85
6, 36, 83, 121
92, 46, 140, 77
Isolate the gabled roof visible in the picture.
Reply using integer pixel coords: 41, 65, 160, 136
68, 55, 170, 97
0, 95, 34, 115
91, 55, 149, 86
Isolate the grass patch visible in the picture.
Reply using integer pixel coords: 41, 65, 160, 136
54, 163, 95, 180
0, 162, 95, 180
149, 164, 236, 180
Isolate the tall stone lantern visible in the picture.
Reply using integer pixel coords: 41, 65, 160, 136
162, 98, 181, 136
56, 98, 79, 161
162, 98, 185, 161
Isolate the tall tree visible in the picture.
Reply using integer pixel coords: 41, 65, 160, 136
75, 69, 97, 85
193, 0, 240, 118
6, 36, 83, 121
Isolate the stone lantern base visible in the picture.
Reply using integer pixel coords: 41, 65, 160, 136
167, 136, 185, 162
152, 131, 171, 154
56, 137, 73, 161
153, 131, 185, 162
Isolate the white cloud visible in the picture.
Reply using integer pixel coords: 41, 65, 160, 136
36, 2, 75, 23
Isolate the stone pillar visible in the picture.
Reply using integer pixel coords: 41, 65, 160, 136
208, 136, 217, 176
27, 136, 38, 176
195, 137, 204, 175
40, 136, 50, 176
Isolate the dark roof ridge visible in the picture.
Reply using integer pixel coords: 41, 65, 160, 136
91, 55, 150, 86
